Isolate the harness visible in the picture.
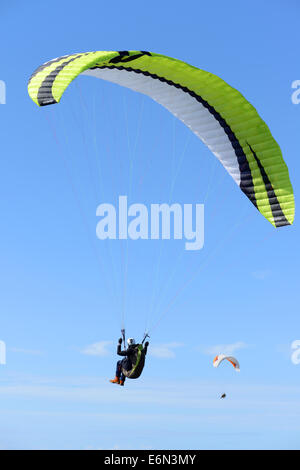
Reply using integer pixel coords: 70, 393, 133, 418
120, 330, 149, 379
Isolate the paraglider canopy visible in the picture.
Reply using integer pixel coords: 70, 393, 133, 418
28, 49, 295, 228
213, 354, 240, 372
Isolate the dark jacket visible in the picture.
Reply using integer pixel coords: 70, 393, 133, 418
117, 343, 148, 371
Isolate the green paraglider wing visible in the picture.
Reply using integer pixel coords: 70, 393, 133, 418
28, 50, 295, 227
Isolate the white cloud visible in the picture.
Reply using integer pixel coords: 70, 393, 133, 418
81, 341, 112, 357
10, 348, 43, 356
1, 374, 300, 416
149, 342, 184, 359
252, 270, 271, 280
202, 341, 248, 357
1, 373, 300, 449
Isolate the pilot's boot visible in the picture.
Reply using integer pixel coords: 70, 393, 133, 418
110, 376, 120, 384
119, 380, 125, 386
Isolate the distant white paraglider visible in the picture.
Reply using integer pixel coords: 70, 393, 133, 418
213, 354, 240, 372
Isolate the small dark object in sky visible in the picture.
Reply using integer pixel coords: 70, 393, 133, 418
220, 393, 226, 399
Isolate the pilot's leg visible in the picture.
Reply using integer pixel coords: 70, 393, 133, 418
109, 360, 122, 384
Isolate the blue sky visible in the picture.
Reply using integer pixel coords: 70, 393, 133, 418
0, 0, 300, 450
